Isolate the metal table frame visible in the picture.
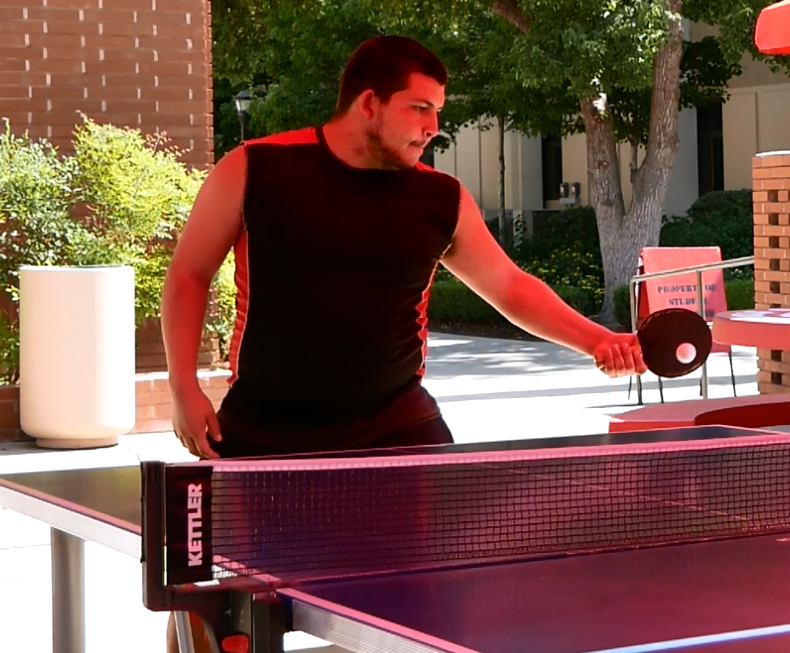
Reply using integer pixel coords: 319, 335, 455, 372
0, 468, 204, 653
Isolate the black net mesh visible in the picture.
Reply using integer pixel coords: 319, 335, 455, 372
200, 441, 790, 583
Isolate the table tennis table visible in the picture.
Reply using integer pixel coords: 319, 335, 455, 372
2, 424, 790, 653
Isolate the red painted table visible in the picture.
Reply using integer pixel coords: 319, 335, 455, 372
712, 308, 790, 349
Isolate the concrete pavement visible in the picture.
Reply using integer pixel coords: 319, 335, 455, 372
0, 332, 761, 653
423, 333, 759, 442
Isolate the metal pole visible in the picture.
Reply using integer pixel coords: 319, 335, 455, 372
175, 612, 197, 653
629, 256, 754, 284
51, 528, 85, 653
629, 279, 643, 405
240, 112, 248, 142
696, 270, 708, 399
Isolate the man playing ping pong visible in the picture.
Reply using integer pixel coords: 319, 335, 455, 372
161, 34, 646, 651
162, 35, 646, 461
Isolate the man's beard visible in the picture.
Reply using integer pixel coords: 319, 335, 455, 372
365, 124, 416, 171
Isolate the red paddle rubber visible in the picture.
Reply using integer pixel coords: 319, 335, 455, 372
222, 634, 250, 653
188, 614, 250, 653
636, 308, 712, 378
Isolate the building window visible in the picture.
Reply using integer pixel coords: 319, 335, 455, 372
541, 137, 563, 203
697, 103, 724, 195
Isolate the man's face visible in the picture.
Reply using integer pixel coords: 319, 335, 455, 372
365, 73, 445, 170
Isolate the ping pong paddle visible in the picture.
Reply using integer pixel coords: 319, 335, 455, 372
636, 308, 712, 378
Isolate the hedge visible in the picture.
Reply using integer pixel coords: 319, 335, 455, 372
660, 190, 754, 270
428, 278, 755, 334
428, 280, 600, 326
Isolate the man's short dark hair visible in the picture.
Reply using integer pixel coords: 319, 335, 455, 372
334, 35, 448, 117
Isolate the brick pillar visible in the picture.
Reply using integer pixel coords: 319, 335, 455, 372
0, 0, 213, 168
752, 151, 790, 395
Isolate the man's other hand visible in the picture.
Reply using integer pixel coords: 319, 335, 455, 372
171, 386, 222, 459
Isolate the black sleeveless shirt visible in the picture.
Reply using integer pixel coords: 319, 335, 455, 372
218, 126, 461, 451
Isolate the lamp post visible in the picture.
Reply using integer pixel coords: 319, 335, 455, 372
234, 90, 251, 141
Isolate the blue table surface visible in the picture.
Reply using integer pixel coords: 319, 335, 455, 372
292, 532, 790, 653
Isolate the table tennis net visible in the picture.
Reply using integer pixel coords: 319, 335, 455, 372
164, 436, 790, 586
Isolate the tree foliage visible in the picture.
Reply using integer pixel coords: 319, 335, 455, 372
212, 0, 380, 153
210, 0, 582, 154
210, 0, 788, 321
211, 0, 785, 153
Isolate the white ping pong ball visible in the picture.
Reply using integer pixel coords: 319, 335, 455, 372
676, 342, 696, 364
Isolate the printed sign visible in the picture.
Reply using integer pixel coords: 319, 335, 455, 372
637, 247, 730, 354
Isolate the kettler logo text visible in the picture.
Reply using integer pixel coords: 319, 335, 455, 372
187, 483, 203, 566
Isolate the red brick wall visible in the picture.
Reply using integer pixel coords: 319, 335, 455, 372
0, 371, 230, 444
0, 0, 213, 168
0, 386, 22, 444
752, 152, 790, 395
135, 318, 219, 373
132, 370, 229, 434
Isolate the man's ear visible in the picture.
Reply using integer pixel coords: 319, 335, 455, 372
356, 90, 378, 119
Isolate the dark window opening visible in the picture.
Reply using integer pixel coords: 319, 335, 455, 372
541, 137, 563, 203
697, 103, 724, 195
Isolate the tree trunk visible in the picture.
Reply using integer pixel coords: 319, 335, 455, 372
581, 2, 684, 327
579, 100, 630, 326
492, 0, 532, 32
492, 0, 685, 327
497, 115, 508, 250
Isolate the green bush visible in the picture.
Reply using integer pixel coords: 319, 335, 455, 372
660, 190, 754, 278
0, 121, 93, 302
553, 285, 601, 316
542, 205, 600, 252
1, 117, 206, 320
515, 205, 600, 264
72, 117, 206, 322
428, 280, 504, 325
614, 285, 633, 331
206, 253, 238, 361
436, 192, 755, 335
432, 230, 605, 327
512, 238, 605, 318
427, 278, 601, 326
724, 278, 754, 310
0, 117, 230, 383
517, 244, 603, 298
0, 311, 19, 385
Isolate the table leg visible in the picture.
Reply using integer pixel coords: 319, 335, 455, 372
175, 611, 196, 653
51, 527, 85, 653
695, 270, 709, 400
252, 594, 286, 653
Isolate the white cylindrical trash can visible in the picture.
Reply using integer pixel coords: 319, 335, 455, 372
19, 265, 136, 448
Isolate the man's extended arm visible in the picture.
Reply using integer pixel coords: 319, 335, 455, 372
441, 186, 645, 377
